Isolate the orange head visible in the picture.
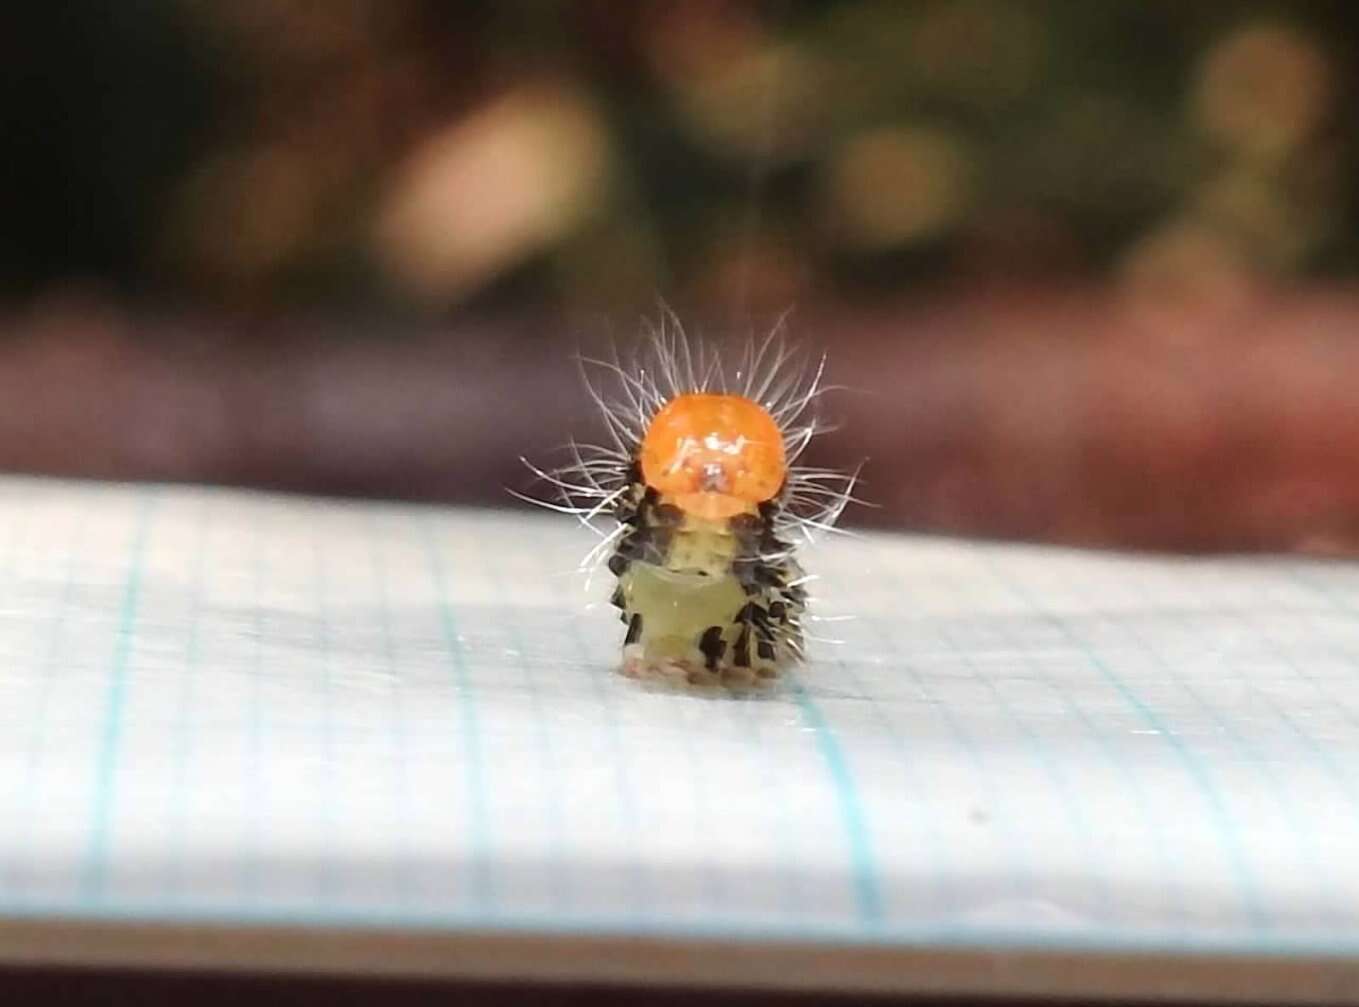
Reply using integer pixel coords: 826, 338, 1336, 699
640, 393, 787, 521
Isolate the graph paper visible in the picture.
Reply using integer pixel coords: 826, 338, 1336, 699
1, 476, 1358, 1000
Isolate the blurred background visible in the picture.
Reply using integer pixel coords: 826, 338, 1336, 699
4, 0, 1359, 551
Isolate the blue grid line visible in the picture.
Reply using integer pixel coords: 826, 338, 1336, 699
819, 646, 948, 914
0, 482, 43, 891
932, 566, 1113, 918
1264, 565, 1359, 779
242, 493, 269, 896
1268, 566, 1359, 870
366, 510, 417, 903
7, 481, 1359, 961
971, 549, 1182, 926
309, 501, 339, 902
725, 679, 806, 916
1192, 563, 1359, 927
1119, 561, 1336, 926
421, 512, 493, 910
560, 570, 648, 919
867, 560, 1034, 902
81, 487, 156, 899
1281, 564, 1359, 718
470, 515, 571, 911
787, 679, 884, 927
992, 552, 1267, 929
677, 698, 723, 914
165, 489, 211, 898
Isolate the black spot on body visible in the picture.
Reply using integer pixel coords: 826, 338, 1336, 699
699, 625, 726, 670
733, 626, 751, 668
625, 612, 643, 645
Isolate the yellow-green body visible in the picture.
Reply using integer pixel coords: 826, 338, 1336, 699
614, 510, 802, 686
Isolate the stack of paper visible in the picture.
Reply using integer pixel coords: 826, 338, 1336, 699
0, 476, 1356, 1001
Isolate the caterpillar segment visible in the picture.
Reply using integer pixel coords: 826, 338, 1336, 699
607, 481, 807, 686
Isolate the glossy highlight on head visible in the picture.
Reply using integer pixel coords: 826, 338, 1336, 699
640, 393, 787, 521
519, 308, 859, 564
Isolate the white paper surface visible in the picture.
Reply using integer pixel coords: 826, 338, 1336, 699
1, 475, 1358, 960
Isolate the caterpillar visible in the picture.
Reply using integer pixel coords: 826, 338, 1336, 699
524, 313, 856, 688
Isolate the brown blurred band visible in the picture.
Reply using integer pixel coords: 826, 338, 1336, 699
3, 288, 1358, 555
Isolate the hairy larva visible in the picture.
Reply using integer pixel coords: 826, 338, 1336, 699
523, 312, 857, 688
